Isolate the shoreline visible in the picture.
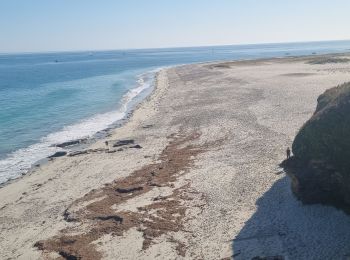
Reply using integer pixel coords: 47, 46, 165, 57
2, 53, 350, 259
0, 69, 160, 188
2, 51, 350, 188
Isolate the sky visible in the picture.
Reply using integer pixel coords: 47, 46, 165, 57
0, 0, 349, 53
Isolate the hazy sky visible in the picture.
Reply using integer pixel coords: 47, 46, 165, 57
1, 0, 349, 53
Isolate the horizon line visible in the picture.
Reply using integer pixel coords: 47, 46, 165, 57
1, 38, 350, 56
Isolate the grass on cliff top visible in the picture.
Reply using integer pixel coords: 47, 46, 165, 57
316, 82, 350, 113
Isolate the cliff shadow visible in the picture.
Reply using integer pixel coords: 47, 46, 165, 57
231, 174, 350, 260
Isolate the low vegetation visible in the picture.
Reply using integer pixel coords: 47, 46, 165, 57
307, 57, 350, 65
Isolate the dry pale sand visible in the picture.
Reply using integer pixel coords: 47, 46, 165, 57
2, 54, 350, 259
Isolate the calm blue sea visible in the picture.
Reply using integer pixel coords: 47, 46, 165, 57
1, 40, 350, 184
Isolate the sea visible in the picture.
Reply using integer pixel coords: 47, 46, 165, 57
1, 40, 350, 185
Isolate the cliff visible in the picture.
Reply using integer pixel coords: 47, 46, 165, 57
282, 82, 350, 212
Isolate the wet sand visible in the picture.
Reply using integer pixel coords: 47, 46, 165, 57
1, 54, 350, 259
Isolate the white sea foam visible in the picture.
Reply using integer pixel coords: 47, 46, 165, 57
0, 70, 158, 185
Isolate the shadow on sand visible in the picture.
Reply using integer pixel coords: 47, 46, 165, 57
231, 175, 350, 260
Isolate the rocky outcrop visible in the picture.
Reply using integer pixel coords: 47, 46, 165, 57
111, 139, 134, 147
48, 151, 67, 158
282, 82, 350, 213
55, 138, 87, 148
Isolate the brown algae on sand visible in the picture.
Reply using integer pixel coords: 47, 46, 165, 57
34, 131, 213, 259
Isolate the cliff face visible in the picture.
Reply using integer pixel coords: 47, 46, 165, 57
283, 82, 350, 212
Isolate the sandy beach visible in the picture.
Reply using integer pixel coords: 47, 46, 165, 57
2, 54, 350, 259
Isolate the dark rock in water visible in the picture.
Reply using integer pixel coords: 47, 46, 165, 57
112, 139, 134, 147
283, 82, 350, 212
48, 151, 67, 158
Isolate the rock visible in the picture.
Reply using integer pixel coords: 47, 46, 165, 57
283, 82, 350, 212
55, 139, 86, 148
48, 151, 67, 158
33, 241, 44, 250
95, 215, 123, 224
130, 144, 142, 149
63, 209, 78, 222
153, 196, 166, 201
59, 251, 78, 260
111, 139, 134, 147
87, 148, 107, 153
68, 150, 88, 157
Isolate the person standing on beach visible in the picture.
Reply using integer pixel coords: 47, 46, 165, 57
286, 147, 291, 159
